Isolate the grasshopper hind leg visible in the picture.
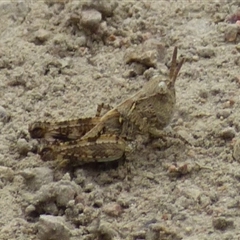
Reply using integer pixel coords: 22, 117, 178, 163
37, 134, 128, 166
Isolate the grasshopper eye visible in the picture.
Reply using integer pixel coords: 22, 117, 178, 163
158, 81, 167, 94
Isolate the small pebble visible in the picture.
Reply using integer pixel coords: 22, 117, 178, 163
125, 49, 157, 68
192, 55, 199, 61
124, 41, 166, 69
67, 200, 75, 208
16, 138, 31, 156
25, 204, 36, 215
61, 173, 71, 181
220, 127, 236, 140
216, 109, 232, 119
81, 9, 102, 31
37, 215, 70, 240
103, 202, 122, 217
86, 0, 118, 17
34, 29, 51, 44
197, 47, 215, 58
93, 199, 103, 208
224, 25, 239, 42
143, 171, 154, 180
84, 183, 94, 192
185, 226, 193, 234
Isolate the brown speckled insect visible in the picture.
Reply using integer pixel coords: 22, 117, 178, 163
29, 47, 184, 166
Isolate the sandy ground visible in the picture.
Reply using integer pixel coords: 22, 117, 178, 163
0, 0, 240, 239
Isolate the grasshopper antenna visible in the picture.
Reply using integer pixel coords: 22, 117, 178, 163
169, 47, 185, 85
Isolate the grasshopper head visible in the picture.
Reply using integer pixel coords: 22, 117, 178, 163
146, 47, 184, 97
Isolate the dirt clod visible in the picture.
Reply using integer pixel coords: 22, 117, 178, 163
103, 202, 123, 217
81, 9, 102, 31
19, 167, 53, 191
16, 138, 31, 156
220, 127, 236, 140
86, 0, 118, 17
224, 24, 239, 42
197, 47, 215, 58
37, 215, 71, 240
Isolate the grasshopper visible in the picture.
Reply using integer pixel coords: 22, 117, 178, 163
28, 47, 184, 166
